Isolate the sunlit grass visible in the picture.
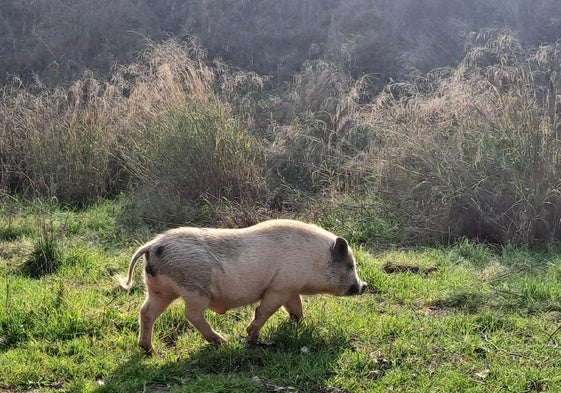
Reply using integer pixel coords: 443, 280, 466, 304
2, 201, 561, 392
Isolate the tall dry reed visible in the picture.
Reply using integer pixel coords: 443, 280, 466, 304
366, 30, 561, 244
0, 39, 266, 223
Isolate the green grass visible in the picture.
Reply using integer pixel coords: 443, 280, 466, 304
2, 200, 561, 392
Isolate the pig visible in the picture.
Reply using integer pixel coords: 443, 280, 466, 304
119, 219, 367, 353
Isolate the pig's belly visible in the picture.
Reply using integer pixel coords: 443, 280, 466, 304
208, 294, 260, 314
207, 268, 274, 314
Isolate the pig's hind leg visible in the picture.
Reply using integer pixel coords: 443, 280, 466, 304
139, 292, 177, 353
182, 294, 227, 345
139, 274, 180, 353
283, 294, 303, 321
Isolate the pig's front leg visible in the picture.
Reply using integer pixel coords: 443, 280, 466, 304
283, 294, 303, 321
246, 291, 288, 343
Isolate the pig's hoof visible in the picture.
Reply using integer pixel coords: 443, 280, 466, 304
245, 331, 259, 344
207, 335, 227, 345
289, 313, 303, 322
246, 326, 261, 343
243, 337, 275, 347
246, 337, 258, 345
139, 342, 154, 354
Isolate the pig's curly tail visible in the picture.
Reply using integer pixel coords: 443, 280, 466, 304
118, 243, 151, 290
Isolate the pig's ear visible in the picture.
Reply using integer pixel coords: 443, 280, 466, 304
332, 237, 349, 260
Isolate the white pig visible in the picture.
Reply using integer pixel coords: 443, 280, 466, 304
119, 219, 367, 352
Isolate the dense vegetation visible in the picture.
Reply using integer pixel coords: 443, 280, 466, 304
2, 1, 561, 244
2, 0, 561, 86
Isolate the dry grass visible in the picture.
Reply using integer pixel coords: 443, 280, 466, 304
366, 30, 561, 244
0, 39, 266, 223
2, 31, 561, 245
0, 76, 121, 203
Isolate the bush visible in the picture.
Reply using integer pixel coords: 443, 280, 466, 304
122, 104, 266, 226
0, 39, 268, 217
0, 77, 123, 205
265, 61, 374, 194
368, 30, 561, 244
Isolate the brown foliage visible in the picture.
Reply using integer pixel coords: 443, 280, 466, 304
2, 0, 560, 87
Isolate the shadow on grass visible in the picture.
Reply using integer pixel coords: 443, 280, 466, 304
97, 320, 350, 393
427, 290, 485, 313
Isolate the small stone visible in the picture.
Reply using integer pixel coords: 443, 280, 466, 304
475, 368, 491, 379
366, 369, 385, 380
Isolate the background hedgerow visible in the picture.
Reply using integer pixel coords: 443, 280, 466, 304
1, 2, 561, 245
368, 30, 561, 244
2, 0, 560, 87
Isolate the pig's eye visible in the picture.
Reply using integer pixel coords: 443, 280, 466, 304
347, 264, 354, 271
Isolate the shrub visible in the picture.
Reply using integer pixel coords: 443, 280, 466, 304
266, 61, 374, 194
368, 30, 561, 244
114, 40, 268, 226
0, 39, 267, 217
122, 104, 266, 226
0, 75, 126, 204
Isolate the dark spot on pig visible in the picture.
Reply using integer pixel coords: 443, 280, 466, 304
145, 263, 157, 277
155, 245, 165, 258
145, 251, 158, 277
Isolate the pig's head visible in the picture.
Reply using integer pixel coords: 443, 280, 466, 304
326, 237, 367, 296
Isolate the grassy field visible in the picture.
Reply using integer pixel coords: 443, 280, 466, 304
2, 4, 561, 392
2, 199, 561, 392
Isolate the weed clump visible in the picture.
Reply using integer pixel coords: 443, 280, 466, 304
21, 222, 62, 278
368, 30, 561, 245
0, 39, 267, 224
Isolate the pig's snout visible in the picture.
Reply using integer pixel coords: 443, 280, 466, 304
347, 281, 368, 296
